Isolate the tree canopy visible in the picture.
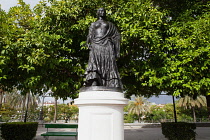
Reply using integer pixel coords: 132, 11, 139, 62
145, 0, 210, 97
0, 0, 209, 99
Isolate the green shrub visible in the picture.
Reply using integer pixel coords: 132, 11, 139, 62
161, 122, 196, 140
1, 122, 38, 140
1, 116, 11, 122
124, 114, 136, 123
44, 117, 51, 123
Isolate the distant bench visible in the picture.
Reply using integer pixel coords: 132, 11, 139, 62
41, 124, 78, 140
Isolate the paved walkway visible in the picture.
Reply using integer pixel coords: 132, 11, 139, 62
34, 124, 210, 140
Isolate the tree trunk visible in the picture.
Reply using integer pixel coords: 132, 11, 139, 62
53, 97, 58, 123
39, 96, 45, 120
172, 96, 177, 123
206, 95, 210, 120
21, 97, 26, 122
192, 107, 196, 122
0, 89, 4, 110
24, 93, 30, 122
138, 115, 141, 123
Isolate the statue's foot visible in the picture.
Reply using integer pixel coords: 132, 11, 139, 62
92, 81, 98, 86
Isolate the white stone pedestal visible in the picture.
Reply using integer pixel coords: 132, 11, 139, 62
74, 87, 128, 140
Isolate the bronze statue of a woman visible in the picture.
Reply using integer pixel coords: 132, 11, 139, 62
84, 8, 122, 89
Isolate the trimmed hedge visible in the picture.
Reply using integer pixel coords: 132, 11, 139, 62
1, 122, 38, 140
161, 122, 196, 140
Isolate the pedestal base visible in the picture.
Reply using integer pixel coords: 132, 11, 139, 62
74, 88, 128, 140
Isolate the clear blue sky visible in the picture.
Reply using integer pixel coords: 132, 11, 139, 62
148, 95, 175, 104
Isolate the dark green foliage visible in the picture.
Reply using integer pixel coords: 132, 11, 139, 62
1, 122, 38, 140
124, 114, 137, 123
0, 0, 166, 98
0, 0, 209, 100
161, 122, 196, 140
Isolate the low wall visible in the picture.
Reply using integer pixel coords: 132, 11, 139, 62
124, 122, 210, 128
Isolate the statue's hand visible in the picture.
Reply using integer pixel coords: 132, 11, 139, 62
87, 44, 92, 50
115, 53, 120, 59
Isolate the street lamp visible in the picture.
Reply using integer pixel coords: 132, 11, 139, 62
39, 93, 51, 124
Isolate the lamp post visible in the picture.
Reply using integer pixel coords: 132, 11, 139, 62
39, 95, 51, 124
39, 95, 45, 125
39, 96, 45, 120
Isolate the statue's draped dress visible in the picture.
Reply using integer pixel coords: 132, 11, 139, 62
85, 21, 122, 88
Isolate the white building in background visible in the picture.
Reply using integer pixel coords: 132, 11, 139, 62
38, 100, 60, 108
43, 101, 60, 107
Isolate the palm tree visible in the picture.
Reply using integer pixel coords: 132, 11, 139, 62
128, 96, 151, 122
176, 95, 206, 122
5, 89, 40, 122
0, 89, 5, 109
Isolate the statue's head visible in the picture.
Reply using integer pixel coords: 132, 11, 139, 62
97, 8, 106, 18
